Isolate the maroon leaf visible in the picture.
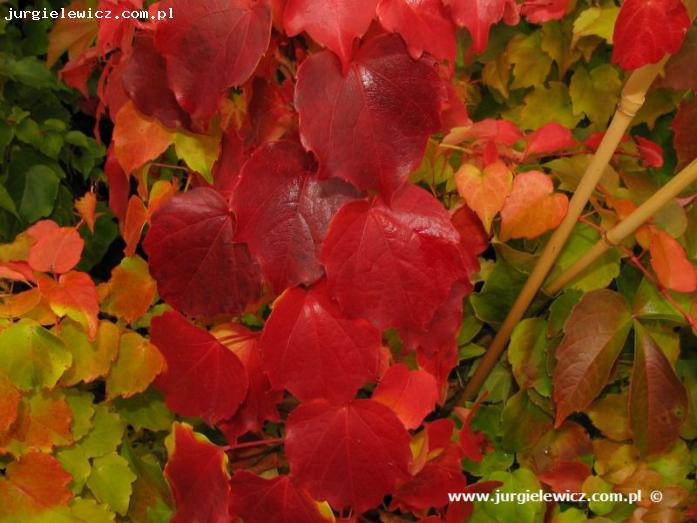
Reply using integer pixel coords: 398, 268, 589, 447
151, 311, 249, 425
155, 0, 272, 126
672, 97, 697, 170
630, 322, 688, 456
320, 183, 472, 332
283, 0, 378, 69
121, 32, 191, 130
612, 0, 690, 70
232, 141, 359, 293
553, 290, 632, 427
295, 34, 444, 196
164, 423, 232, 523
285, 399, 411, 513
259, 283, 381, 404
451, 205, 489, 257
376, 0, 456, 62
229, 471, 328, 523
143, 187, 261, 318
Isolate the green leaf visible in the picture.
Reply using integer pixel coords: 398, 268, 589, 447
478, 468, 545, 523
0, 184, 19, 217
63, 390, 95, 441
113, 389, 174, 432
0, 319, 71, 390
546, 223, 621, 292
5, 164, 60, 223
572, 7, 620, 44
508, 318, 552, 396
79, 406, 125, 459
547, 288, 583, 337
472, 258, 527, 326
506, 82, 581, 130
0, 55, 55, 88
569, 64, 622, 128
633, 277, 693, 324
56, 446, 91, 494
501, 390, 553, 452
173, 132, 220, 184
508, 32, 552, 90
86, 453, 137, 516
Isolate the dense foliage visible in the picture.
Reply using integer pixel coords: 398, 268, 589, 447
0, 0, 696, 521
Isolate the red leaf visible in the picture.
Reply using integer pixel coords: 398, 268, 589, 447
246, 77, 295, 148
444, 118, 523, 147
658, 26, 697, 93
499, 170, 569, 241
232, 141, 359, 293
452, 205, 489, 257
97, 0, 141, 55
214, 324, 282, 440
295, 34, 443, 196
59, 48, 99, 98
372, 363, 439, 429
457, 403, 488, 462
27, 221, 84, 275
672, 97, 697, 170
649, 229, 697, 293
612, 0, 690, 70
444, 0, 507, 54
631, 323, 688, 455
143, 187, 261, 318
122, 32, 191, 130
155, 0, 272, 127
285, 399, 411, 513
260, 283, 381, 404
524, 122, 577, 157
553, 290, 632, 427
283, 0, 378, 69
635, 136, 664, 168
121, 195, 148, 257
537, 460, 591, 493
105, 145, 130, 221
151, 311, 249, 425
520, 0, 568, 23
0, 373, 20, 434
229, 471, 328, 523
376, 0, 456, 61
164, 423, 232, 523
416, 341, 459, 397
320, 184, 471, 332
444, 481, 503, 523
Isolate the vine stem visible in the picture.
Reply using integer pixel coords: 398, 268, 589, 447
545, 157, 697, 294
462, 0, 697, 403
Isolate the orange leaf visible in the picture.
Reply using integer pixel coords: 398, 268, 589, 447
0, 390, 73, 457
455, 161, 512, 233
0, 288, 42, 319
121, 196, 148, 257
27, 221, 84, 275
46, 0, 98, 66
0, 453, 71, 517
114, 101, 173, 174
39, 272, 99, 340
0, 372, 20, 434
75, 192, 98, 234
649, 229, 697, 293
106, 331, 165, 400
499, 170, 568, 241
101, 256, 157, 324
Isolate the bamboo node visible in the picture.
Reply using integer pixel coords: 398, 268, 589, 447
617, 95, 644, 117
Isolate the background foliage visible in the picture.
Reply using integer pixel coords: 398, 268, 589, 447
0, 0, 696, 522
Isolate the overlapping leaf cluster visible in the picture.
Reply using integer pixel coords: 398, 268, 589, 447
0, 0, 697, 521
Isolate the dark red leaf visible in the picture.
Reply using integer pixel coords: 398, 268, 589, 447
635, 136, 664, 168
451, 205, 489, 257
151, 311, 249, 425
121, 32, 192, 130
283, 0, 378, 69
246, 77, 295, 148
612, 0, 690, 70
97, 0, 141, 56
537, 460, 591, 493
232, 141, 359, 293
212, 128, 246, 199
105, 144, 130, 221
320, 183, 471, 332
229, 471, 328, 523
155, 0, 272, 126
285, 399, 411, 513
260, 283, 381, 404
143, 187, 261, 318
630, 323, 688, 456
164, 423, 232, 523
376, 0, 456, 62
295, 34, 444, 196
672, 97, 697, 170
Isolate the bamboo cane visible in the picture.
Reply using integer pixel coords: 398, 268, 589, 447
545, 158, 697, 295
462, 0, 697, 402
